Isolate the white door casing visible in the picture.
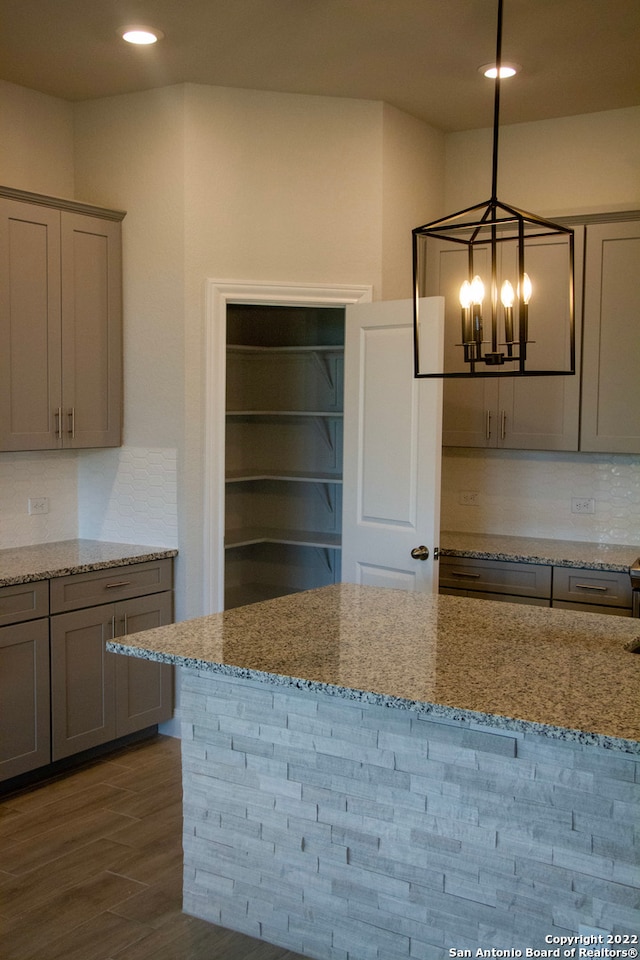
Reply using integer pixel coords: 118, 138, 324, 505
341, 297, 444, 592
203, 279, 373, 615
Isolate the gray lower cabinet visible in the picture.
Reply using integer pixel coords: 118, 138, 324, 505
440, 556, 633, 617
0, 618, 51, 779
0, 579, 51, 780
50, 592, 173, 759
50, 603, 117, 760
439, 556, 552, 604
50, 562, 174, 761
0, 557, 174, 781
551, 566, 632, 616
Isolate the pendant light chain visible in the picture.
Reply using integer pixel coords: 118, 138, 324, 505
411, 0, 576, 380
491, 0, 504, 202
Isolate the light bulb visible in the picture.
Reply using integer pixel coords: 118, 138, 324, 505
470, 275, 485, 305
520, 273, 532, 304
459, 281, 473, 309
500, 280, 514, 308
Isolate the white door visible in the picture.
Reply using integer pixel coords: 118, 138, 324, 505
342, 298, 444, 592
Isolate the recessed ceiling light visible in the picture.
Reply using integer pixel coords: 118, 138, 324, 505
479, 62, 520, 79
120, 25, 164, 45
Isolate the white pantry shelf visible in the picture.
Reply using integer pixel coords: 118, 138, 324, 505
225, 527, 341, 550
225, 469, 343, 485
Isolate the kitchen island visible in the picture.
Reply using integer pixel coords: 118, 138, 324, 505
108, 584, 640, 955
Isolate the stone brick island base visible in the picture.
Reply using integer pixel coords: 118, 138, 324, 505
179, 670, 639, 958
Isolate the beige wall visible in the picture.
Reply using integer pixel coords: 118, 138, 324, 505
71, 82, 445, 616
445, 106, 640, 217
1, 72, 638, 582
381, 103, 446, 299
0, 80, 75, 197
74, 86, 187, 451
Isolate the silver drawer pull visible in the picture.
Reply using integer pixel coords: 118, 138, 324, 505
105, 580, 132, 589
575, 583, 608, 592
452, 571, 481, 579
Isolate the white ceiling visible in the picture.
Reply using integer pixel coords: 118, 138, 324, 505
1, 0, 639, 132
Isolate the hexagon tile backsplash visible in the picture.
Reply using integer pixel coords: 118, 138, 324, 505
0, 451, 79, 548
0, 447, 178, 549
2, 445, 638, 551
441, 449, 640, 545
78, 447, 178, 547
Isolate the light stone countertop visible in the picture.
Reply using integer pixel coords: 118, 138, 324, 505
440, 531, 639, 571
0, 539, 178, 586
108, 583, 640, 754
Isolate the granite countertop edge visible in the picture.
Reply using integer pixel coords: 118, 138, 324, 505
106, 639, 640, 757
0, 540, 178, 586
440, 548, 632, 572
440, 532, 639, 572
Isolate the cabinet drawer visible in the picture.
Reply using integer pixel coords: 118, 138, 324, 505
552, 567, 632, 609
0, 580, 49, 627
552, 599, 632, 617
50, 559, 173, 614
439, 556, 552, 599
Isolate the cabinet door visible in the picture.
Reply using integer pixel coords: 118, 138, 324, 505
343, 298, 441, 592
430, 240, 496, 447
113, 592, 174, 736
438, 231, 581, 451
581, 220, 640, 453
0, 619, 50, 780
442, 378, 499, 447
60, 212, 122, 448
0, 199, 62, 451
496, 231, 581, 451
50, 603, 116, 760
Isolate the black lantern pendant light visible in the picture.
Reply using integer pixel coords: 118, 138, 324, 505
412, 0, 575, 379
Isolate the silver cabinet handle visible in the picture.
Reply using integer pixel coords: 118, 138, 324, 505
105, 580, 132, 589
451, 570, 481, 579
411, 545, 430, 561
485, 410, 492, 440
575, 583, 608, 592
500, 410, 506, 440
68, 407, 75, 438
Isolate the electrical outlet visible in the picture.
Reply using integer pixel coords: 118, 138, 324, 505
28, 497, 49, 515
571, 497, 595, 514
459, 491, 480, 506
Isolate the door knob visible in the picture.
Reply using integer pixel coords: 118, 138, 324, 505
410, 545, 429, 561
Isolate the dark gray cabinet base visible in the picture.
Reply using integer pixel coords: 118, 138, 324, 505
0, 619, 50, 780
0, 557, 174, 784
50, 592, 173, 760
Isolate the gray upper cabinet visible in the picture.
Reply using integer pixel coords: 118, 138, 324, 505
580, 219, 640, 454
440, 232, 583, 451
0, 188, 124, 452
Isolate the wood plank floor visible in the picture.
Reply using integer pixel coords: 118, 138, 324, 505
0, 735, 306, 960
